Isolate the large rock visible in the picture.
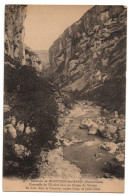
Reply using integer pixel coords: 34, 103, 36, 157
98, 124, 117, 138
108, 117, 125, 130
80, 118, 98, 129
16, 124, 35, 135
88, 127, 98, 135
107, 124, 117, 134
26, 126, 32, 134
115, 153, 124, 163
4, 124, 17, 138
100, 142, 118, 153
98, 125, 111, 138
31, 127, 36, 132
14, 144, 31, 159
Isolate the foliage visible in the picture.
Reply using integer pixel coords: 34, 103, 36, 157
4, 62, 58, 178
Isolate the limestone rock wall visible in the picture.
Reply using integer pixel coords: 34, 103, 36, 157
48, 5, 127, 113
4, 5, 43, 73
5, 5, 27, 64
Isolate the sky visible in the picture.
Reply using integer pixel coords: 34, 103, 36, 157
24, 5, 93, 51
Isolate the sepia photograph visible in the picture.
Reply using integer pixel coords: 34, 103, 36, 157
3, 4, 126, 192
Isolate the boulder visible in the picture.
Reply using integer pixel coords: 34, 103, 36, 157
100, 142, 118, 153
115, 153, 124, 162
98, 125, 111, 138
31, 127, 36, 132
108, 117, 125, 130
80, 118, 98, 129
98, 124, 117, 138
88, 127, 98, 135
4, 124, 17, 138
26, 126, 31, 134
14, 144, 31, 159
107, 124, 117, 134
98, 125, 105, 133
16, 124, 34, 135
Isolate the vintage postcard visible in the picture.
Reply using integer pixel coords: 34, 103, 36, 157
3, 5, 126, 192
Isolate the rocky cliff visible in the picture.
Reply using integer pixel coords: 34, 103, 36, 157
48, 6, 127, 113
5, 5, 27, 65
4, 5, 42, 73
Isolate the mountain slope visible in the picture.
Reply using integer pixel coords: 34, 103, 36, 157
48, 5, 127, 113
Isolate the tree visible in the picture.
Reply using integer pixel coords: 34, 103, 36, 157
5, 63, 58, 141
4, 63, 59, 178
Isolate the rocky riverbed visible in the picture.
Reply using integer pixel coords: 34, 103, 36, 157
40, 100, 125, 179
3, 100, 125, 179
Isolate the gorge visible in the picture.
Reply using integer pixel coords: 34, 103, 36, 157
3, 4, 126, 184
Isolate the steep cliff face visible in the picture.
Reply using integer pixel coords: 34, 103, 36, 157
4, 5, 43, 73
48, 5, 126, 113
5, 5, 27, 65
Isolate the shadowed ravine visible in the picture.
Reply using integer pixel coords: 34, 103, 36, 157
3, 5, 126, 183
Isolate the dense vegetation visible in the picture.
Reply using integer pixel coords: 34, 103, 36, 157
4, 60, 58, 178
